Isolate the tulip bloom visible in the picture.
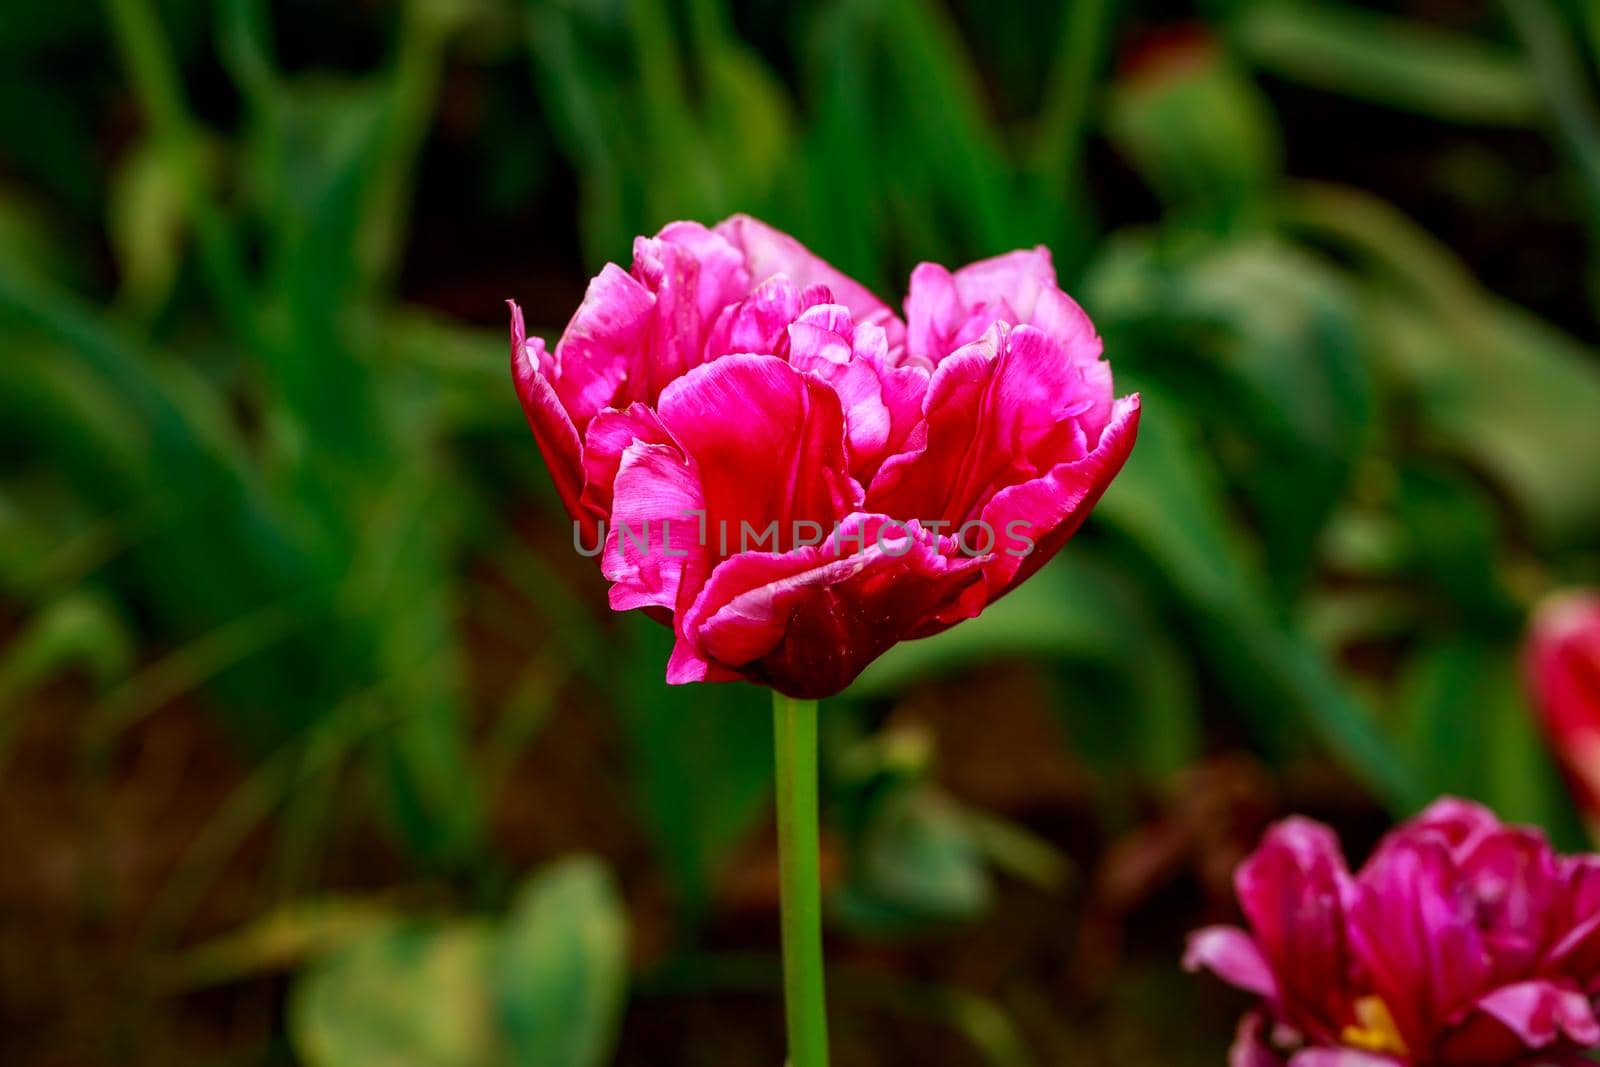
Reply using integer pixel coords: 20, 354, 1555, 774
1527, 592, 1600, 836
510, 215, 1139, 698
1185, 799, 1600, 1065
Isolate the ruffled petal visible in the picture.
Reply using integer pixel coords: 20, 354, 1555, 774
655, 354, 859, 555
581, 402, 675, 517
1435, 980, 1600, 1062
1235, 818, 1358, 1045
1285, 1050, 1400, 1067
675, 514, 986, 698
1547, 857, 1600, 988
509, 301, 590, 533
1184, 926, 1280, 1000
649, 354, 861, 685
548, 263, 658, 426
714, 213, 904, 346
1229, 1013, 1288, 1067
954, 393, 1140, 620
867, 323, 1114, 528
1348, 832, 1490, 1052
702, 273, 806, 363
603, 440, 705, 612
788, 304, 930, 483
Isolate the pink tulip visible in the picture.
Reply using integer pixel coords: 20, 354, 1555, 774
1527, 592, 1600, 836
1186, 799, 1600, 1065
510, 215, 1139, 697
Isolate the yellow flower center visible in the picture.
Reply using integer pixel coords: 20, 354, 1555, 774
1341, 996, 1409, 1057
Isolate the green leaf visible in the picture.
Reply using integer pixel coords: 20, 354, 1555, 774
290, 921, 504, 1067
493, 857, 630, 1067
835, 786, 992, 934
106, 136, 188, 317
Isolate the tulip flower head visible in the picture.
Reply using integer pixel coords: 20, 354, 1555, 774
1186, 799, 1600, 1065
1527, 592, 1600, 838
510, 216, 1139, 698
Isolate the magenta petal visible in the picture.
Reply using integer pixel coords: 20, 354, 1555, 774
1349, 833, 1491, 1050
1474, 980, 1600, 1048
1234, 818, 1357, 1045
603, 441, 705, 612
787, 304, 929, 482
510, 301, 590, 532
1547, 857, 1600, 985
581, 402, 675, 517
651, 220, 751, 327
1436, 980, 1600, 1063
1385, 796, 1503, 858
1285, 1050, 1401, 1067
961, 394, 1140, 617
656, 354, 860, 555
1184, 926, 1280, 1000
713, 214, 904, 345
1229, 1014, 1287, 1067
549, 263, 658, 426
868, 322, 1114, 528
676, 514, 986, 698
702, 273, 804, 363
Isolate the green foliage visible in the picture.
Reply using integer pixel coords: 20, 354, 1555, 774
290, 858, 629, 1067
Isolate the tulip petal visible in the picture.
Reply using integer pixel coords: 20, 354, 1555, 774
548, 263, 659, 425
1285, 1050, 1400, 1067
655, 353, 859, 555
868, 323, 1111, 526
702, 273, 805, 363
1349, 832, 1490, 1050
788, 305, 930, 482
1234, 818, 1358, 1045
1225, 1013, 1287, 1067
957, 393, 1140, 618
677, 514, 986, 697
510, 301, 590, 532
1435, 980, 1600, 1063
714, 213, 904, 345
604, 441, 705, 612
581, 402, 676, 517
1184, 926, 1280, 1000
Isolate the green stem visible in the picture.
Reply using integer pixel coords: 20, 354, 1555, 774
772, 692, 829, 1067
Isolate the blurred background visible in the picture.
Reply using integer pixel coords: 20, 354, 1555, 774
4, 0, 1600, 1064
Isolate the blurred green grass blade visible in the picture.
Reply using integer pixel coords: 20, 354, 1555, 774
686, 0, 796, 211
851, 551, 1201, 782
877, 0, 1020, 252
155, 898, 400, 993
103, 0, 264, 353
796, 0, 888, 289
1234, 1, 1540, 125
0, 592, 132, 766
1091, 236, 1372, 593
526, 0, 636, 263
1500, 0, 1600, 275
